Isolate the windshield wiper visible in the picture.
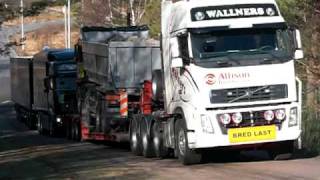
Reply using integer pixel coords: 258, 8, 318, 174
260, 51, 286, 64
229, 47, 286, 64
216, 61, 233, 67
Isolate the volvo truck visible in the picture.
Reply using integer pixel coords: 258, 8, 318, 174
148, 0, 304, 164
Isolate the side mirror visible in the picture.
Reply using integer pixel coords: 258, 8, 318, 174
44, 77, 54, 91
292, 29, 304, 60
294, 50, 304, 60
171, 58, 183, 68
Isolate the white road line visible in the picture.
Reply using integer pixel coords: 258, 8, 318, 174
1, 100, 11, 104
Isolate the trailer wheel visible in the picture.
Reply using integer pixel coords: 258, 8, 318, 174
130, 115, 143, 156
152, 121, 168, 158
175, 118, 202, 165
66, 120, 72, 140
71, 122, 79, 141
15, 107, 22, 122
71, 122, 75, 140
49, 119, 56, 137
268, 140, 294, 160
37, 114, 43, 135
141, 116, 155, 158
74, 122, 81, 141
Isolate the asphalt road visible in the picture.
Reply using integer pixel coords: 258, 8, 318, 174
0, 103, 319, 180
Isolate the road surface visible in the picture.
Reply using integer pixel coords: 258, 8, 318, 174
0, 103, 320, 180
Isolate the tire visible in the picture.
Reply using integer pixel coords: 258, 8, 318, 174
152, 70, 163, 101
49, 120, 55, 137
141, 116, 155, 158
175, 117, 202, 165
16, 108, 22, 122
71, 123, 75, 140
130, 115, 143, 156
66, 121, 72, 140
37, 114, 43, 135
71, 122, 76, 140
27, 113, 36, 130
74, 122, 81, 142
268, 141, 294, 160
152, 121, 168, 158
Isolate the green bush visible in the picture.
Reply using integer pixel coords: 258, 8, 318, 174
142, 1, 161, 39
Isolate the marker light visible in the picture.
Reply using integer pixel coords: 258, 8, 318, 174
219, 114, 231, 125
232, 112, 243, 124
264, 110, 275, 121
289, 107, 298, 127
201, 115, 214, 134
195, 11, 205, 21
275, 109, 286, 120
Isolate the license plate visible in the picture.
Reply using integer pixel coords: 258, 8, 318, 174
228, 125, 276, 144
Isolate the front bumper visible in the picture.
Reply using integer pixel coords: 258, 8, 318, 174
187, 102, 301, 149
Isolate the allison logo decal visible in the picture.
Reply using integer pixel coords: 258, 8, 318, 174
205, 74, 216, 85
205, 72, 251, 85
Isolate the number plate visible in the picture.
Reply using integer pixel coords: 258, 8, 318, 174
228, 125, 276, 143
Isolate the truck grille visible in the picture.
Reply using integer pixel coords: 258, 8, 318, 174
210, 84, 288, 104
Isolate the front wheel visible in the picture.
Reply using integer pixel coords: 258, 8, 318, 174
175, 118, 202, 165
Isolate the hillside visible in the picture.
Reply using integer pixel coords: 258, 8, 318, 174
5, 5, 79, 56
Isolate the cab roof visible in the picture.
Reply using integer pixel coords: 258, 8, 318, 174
168, 0, 285, 33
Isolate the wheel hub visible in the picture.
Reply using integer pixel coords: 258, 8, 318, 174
131, 132, 137, 149
143, 134, 148, 149
178, 130, 186, 156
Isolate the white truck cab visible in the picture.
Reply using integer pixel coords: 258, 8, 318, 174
156, 0, 303, 164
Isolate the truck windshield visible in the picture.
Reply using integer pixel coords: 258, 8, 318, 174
190, 28, 293, 67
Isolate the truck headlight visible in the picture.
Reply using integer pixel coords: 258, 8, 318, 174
275, 109, 286, 121
232, 112, 242, 124
289, 107, 298, 127
264, 110, 275, 121
218, 114, 231, 125
201, 115, 214, 134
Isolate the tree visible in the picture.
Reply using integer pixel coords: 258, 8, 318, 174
80, 0, 154, 27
